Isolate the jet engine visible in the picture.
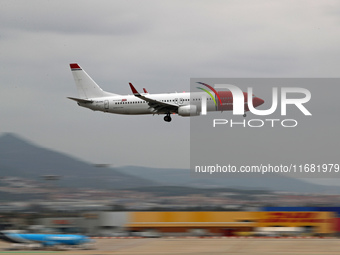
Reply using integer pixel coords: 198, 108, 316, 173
178, 105, 199, 117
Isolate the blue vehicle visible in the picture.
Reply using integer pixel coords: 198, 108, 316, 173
0, 232, 94, 249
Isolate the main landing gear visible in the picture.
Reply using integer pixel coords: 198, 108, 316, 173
243, 113, 246, 117
164, 114, 172, 122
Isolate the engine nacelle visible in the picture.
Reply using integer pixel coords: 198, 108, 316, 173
178, 105, 199, 117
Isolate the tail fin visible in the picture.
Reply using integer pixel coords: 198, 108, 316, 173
70, 63, 119, 98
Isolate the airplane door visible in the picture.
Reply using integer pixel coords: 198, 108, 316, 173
104, 100, 109, 110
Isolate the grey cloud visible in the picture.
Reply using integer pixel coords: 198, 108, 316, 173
1, 0, 339, 169
0, 1, 153, 36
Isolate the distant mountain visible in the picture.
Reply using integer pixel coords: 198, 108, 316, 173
0, 133, 337, 193
0, 133, 156, 189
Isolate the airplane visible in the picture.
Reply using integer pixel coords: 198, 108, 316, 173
68, 63, 264, 122
0, 231, 93, 249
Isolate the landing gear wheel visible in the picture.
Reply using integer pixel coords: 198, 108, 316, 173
164, 115, 172, 122
243, 113, 246, 117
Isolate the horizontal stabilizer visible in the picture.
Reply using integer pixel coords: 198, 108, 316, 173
67, 97, 93, 103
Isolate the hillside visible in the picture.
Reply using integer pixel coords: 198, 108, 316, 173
0, 133, 336, 193
0, 133, 156, 189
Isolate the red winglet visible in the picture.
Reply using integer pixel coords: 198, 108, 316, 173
129, 83, 140, 95
143, 88, 148, 93
70, 63, 82, 70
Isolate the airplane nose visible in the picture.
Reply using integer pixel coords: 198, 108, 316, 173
253, 97, 265, 107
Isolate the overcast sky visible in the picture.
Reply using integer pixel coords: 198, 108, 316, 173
1, 0, 340, 170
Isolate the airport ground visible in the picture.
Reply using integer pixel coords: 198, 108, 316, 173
2, 238, 340, 255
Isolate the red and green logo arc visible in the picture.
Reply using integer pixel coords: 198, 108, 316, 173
196, 82, 223, 107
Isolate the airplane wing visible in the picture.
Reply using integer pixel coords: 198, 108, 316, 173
129, 83, 178, 114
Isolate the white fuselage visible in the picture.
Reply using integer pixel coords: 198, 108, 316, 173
79, 92, 215, 115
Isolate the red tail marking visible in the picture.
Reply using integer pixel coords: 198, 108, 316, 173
70, 63, 81, 70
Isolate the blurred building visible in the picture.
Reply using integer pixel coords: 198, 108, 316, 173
21, 207, 340, 236
126, 211, 334, 236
